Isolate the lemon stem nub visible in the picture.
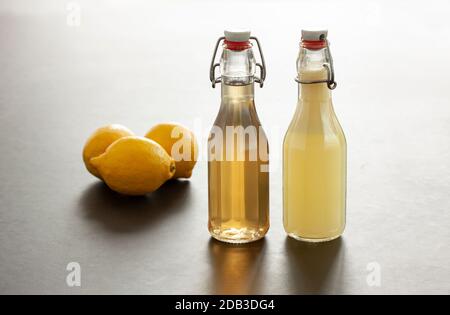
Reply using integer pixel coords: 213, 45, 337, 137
170, 162, 176, 175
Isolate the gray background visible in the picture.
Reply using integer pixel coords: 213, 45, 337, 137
0, 0, 449, 294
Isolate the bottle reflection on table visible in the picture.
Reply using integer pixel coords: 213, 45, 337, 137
207, 238, 266, 294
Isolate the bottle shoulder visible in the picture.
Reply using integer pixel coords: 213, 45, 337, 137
284, 103, 346, 149
212, 100, 264, 128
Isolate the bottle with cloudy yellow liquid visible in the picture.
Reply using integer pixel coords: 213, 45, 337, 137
283, 30, 347, 242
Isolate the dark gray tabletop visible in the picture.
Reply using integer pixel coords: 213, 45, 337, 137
0, 0, 449, 295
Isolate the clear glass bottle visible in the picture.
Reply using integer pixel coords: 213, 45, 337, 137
208, 30, 269, 244
283, 30, 347, 242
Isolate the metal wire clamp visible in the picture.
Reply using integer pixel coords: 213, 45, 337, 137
210, 36, 267, 88
295, 41, 337, 90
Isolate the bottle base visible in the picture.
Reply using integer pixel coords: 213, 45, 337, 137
210, 227, 267, 244
287, 232, 342, 243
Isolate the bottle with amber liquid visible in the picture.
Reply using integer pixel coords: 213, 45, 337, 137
208, 30, 269, 244
283, 30, 347, 242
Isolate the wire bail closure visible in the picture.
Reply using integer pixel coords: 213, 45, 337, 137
295, 40, 337, 90
210, 36, 267, 88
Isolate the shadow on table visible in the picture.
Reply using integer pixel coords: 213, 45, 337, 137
78, 180, 191, 233
207, 238, 266, 295
284, 237, 346, 294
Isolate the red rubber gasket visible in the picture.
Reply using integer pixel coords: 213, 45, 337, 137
224, 40, 252, 51
301, 39, 327, 50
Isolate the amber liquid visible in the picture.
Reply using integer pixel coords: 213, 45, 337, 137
208, 84, 269, 243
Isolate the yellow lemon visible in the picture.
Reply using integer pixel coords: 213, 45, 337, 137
145, 123, 198, 179
90, 136, 176, 195
83, 124, 134, 179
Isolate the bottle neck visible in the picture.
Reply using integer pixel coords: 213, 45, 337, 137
219, 45, 257, 110
294, 81, 334, 129
298, 81, 331, 102
220, 46, 256, 86
221, 83, 255, 103
215, 83, 258, 129
297, 45, 332, 103
296, 69, 333, 118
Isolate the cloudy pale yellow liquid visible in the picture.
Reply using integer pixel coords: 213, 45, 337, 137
283, 69, 346, 242
208, 84, 269, 243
